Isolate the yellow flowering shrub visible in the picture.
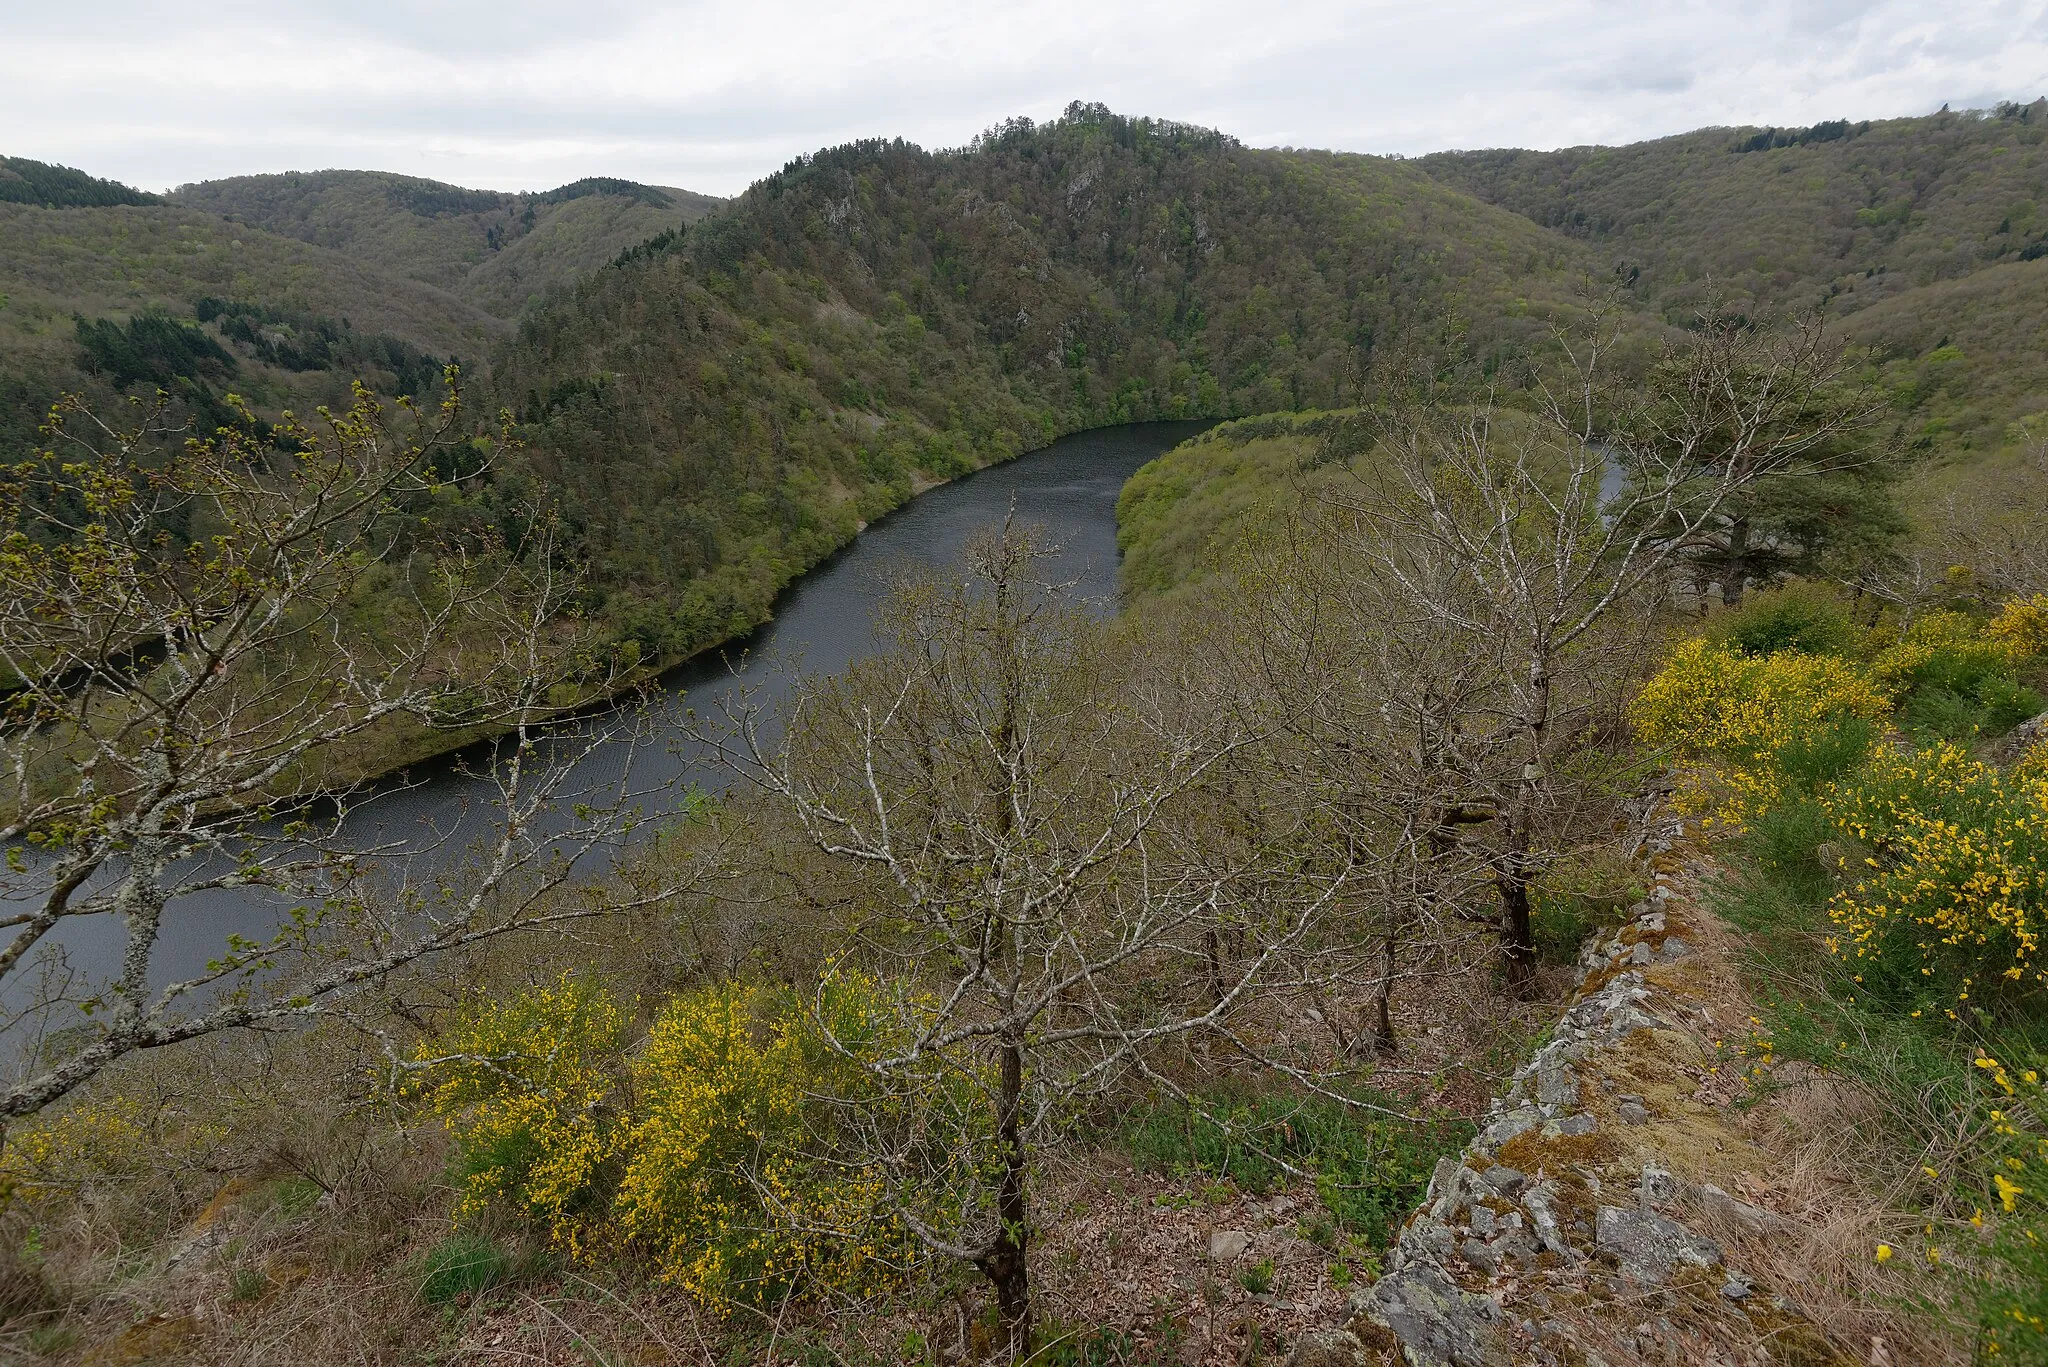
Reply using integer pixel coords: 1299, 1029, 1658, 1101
1988, 594, 2048, 662
1958, 1052, 2048, 1357
0, 1093, 162, 1209
1821, 743, 2048, 997
1630, 637, 1891, 826
612, 974, 909, 1310
1872, 610, 2010, 688
413, 975, 626, 1256
418, 971, 918, 1309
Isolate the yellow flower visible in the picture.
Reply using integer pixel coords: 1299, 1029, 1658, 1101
1875, 1243, 1894, 1262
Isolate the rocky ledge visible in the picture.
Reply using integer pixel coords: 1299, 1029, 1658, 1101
1289, 798, 1853, 1367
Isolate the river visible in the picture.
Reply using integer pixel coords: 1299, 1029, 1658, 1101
4, 421, 1212, 1020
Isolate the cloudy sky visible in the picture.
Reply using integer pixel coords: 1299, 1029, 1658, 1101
6, 0, 2046, 196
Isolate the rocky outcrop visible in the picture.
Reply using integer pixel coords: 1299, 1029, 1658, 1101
1320, 798, 1853, 1367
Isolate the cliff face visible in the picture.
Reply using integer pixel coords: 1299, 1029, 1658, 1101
1292, 796, 1886, 1367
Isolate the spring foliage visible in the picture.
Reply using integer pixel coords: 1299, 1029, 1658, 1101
1636, 589, 2048, 1350
413, 976, 627, 1256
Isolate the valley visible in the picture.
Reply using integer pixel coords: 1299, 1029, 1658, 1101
3, 96, 2048, 1367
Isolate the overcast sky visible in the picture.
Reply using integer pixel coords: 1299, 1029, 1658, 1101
6, 0, 2046, 196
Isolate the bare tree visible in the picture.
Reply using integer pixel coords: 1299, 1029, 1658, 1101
0, 383, 677, 1124
719, 525, 1353, 1357
1220, 513, 1499, 1054
1323, 307, 1877, 988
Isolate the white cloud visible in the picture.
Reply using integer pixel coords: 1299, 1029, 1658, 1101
4, 0, 2045, 194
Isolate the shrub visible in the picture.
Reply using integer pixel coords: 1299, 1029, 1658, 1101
1988, 593, 2048, 662
1708, 582, 1862, 658
1630, 637, 1890, 826
1531, 850, 1642, 963
1122, 1088, 1469, 1246
412, 975, 626, 1255
611, 975, 909, 1310
1820, 743, 2048, 1006
1875, 612, 2044, 741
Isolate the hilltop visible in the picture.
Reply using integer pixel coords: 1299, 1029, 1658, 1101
170, 170, 724, 316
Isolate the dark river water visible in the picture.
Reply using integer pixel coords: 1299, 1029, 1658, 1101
4, 421, 1211, 1017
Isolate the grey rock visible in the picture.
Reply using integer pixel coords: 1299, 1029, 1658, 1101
1477, 1105, 1542, 1148
1699, 1183, 1792, 1235
1208, 1229, 1251, 1261
1283, 1329, 1371, 1367
1536, 1056, 1580, 1112
1551, 1112, 1598, 1137
1467, 1204, 1497, 1237
1461, 1237, 1500, 1275
1638, 1164, 1683, 1208
1492, 1228, 1538, 1267
1523, 1182, 1579, 1259
1480, 1166, 1526, 1197
1658, 936, 1689, 960
1357, 1261, 1511, 1367
1721, 1273, 1754, 1300
1415, 1221, 1460, 1265
1595, 1205, 1723, 1284
1617, 1097, 1650, 1126
1628, 941, 1655, 966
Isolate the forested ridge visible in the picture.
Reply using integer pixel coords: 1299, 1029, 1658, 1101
490, 105, 1601, 663
8, 96, 2048, 717
1420, 98, 2048, 452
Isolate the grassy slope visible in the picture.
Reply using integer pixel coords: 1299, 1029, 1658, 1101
0, 202, 505, 368
1116, 413, 1334, 600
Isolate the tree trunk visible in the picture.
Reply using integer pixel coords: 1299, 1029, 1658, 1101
1497, 860, 1539, 997
978, 1037, 1031, 1359
1720, 516, 1751, 607
1366, 931, 1398, 1056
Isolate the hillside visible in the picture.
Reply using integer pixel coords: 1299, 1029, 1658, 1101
170, 170, 725, 315
0, 185, 513, 463
1417, 99, 2048, 452
490, 105, 1609, 665
0, 161, 722, 478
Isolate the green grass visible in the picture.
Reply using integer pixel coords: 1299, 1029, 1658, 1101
1236, 1258, 1275, 1295
413, 1233, 513, 1306
1120, 1086, 1469, 1247
1706, 709, 2048, 1357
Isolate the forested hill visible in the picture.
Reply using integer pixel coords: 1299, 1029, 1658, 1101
491, 105, 1605, 663
1417, 99, 2048, 451
0, 159, 720, 488
170, 170, 726, 316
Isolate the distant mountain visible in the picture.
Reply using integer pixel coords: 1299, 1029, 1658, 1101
170, 170, 725, 315
1416, 99, 2048, 451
